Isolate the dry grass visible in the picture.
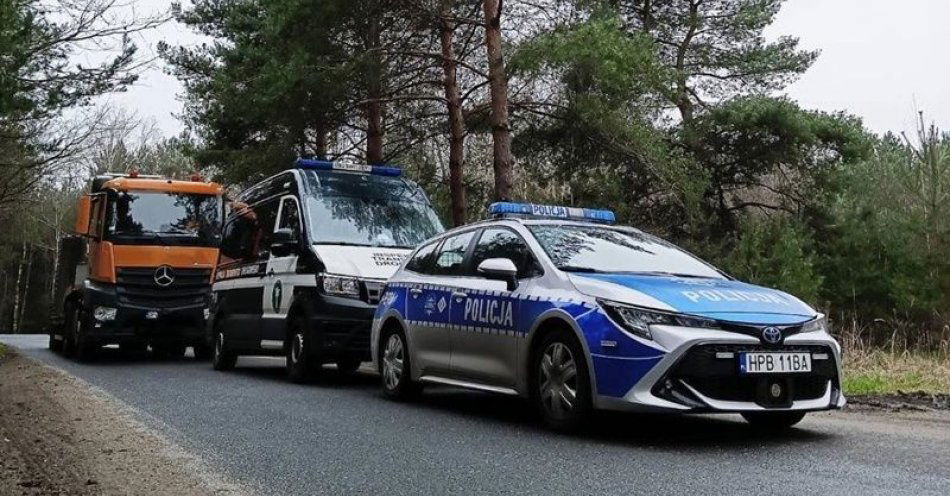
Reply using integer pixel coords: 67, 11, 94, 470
836, 318, 950, 395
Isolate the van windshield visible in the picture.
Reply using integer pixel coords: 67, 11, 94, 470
301, 169, 444, 249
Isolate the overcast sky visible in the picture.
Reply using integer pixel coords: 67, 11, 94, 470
102, 0, 950, 139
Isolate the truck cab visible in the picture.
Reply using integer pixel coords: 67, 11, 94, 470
209, 159, 444, 381
49, 172, 225, 360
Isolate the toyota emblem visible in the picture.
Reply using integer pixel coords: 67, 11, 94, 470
154, 265, 175, 287
761, 326, 783, 344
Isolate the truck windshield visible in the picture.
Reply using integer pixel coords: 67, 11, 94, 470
528, 224, 725, 279
302, 169, 443, 249
107, 191, 222, 246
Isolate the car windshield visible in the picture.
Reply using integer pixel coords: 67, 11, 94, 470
302, 169, 444, 248
528, 224, 725, 279
107, 191, 222, 247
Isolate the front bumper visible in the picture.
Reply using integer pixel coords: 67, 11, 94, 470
594, 326, 846, 414
83, 281, 208, 343
305, 293, 377, 360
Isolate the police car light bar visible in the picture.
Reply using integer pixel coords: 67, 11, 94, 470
295, 158, 402, 177
489, 202, 616, 224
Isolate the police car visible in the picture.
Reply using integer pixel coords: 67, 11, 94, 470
209, 159, 443, 382
371, 202, 844, 430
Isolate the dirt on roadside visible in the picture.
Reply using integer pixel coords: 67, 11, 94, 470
0, 351, 247, 496
847, 391, 950, 412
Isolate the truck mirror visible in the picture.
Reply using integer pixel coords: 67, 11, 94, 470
74, 195, 91, 235
270, 228, 297, 257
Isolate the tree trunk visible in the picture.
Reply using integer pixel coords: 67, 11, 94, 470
365, 15, 385, 164
440, 1, 467, 226
18, 245, 33, 332
315, 121, 329, 160
482, 0, 514, 201
12, 241, 26, 333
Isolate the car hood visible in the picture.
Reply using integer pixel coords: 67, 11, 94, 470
568, 273, 816, 325
311, 245, 410, 280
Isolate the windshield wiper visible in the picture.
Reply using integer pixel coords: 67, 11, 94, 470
113, 230, 169, 246
632, 271, 712, 279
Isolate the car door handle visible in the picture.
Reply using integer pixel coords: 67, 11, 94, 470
452, 291, 468, 301
409, 288, 423, 298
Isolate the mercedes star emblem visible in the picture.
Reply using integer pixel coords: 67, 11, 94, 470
154, 265, 175, 287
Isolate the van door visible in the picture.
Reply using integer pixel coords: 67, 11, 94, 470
260, 195, 303, 349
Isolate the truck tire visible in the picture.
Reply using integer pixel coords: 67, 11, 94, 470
62, 304, 77, 357
72, 310, 97, 362
211, 327, 237, 371
49, 331, 63, 353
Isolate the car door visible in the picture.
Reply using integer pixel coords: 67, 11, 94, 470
215, 202, 270, 349
449, 227, 542, 387
405, 231, 476, 377
260, 195, 303, 348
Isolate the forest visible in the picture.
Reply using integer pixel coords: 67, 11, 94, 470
2, 0, 948, 371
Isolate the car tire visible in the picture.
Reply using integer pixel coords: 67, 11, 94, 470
286, 317, 321, 383
532, 329, 592, 432
741, 411, 807, 430
379, 328, 421, 400
211, 328, 237, 371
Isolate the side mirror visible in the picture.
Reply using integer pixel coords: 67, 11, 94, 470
477, 258, 519, 291
270, 228, 297, 257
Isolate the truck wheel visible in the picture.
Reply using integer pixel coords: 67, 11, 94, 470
193, 343, 212, 361
336, 357, 362, 375
286, 317, 321, 383
49, 331, 63, 353
741, 411, 807, 430
211, 330, 237, 371
531, 329, 592, 432
73, 310, 97, 363
62, 304, 77, 357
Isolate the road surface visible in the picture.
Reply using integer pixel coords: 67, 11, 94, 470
2, 334, 948, 495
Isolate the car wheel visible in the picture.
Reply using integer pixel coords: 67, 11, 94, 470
379, 328, 420, 400
211, 329, 237, 371
532, 329, 592, 431
193, 343, 212, 361
741, 411, 807, 430
286, 317, 321, 383
336, 357, 362, 375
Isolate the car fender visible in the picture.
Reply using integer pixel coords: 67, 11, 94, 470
521, 308, 598, 398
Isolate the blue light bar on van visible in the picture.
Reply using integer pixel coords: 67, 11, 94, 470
294, 158, 402, 177
489, 202, 616, 224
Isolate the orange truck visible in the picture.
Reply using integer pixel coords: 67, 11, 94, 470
48, 172, 225, 361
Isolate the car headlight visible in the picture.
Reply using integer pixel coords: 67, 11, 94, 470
320, 274, 361, 298
598, 300, 718, 340
800, 315, 828, 333
94, 306, 117, 321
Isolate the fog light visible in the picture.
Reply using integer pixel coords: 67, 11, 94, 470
94, 306, 117, 321
770, 383, 783, 398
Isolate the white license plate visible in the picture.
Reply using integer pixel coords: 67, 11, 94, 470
739, 352, 812, 374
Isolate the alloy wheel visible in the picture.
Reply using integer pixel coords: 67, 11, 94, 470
538, 342, 578, 418
382, 334, 404, 391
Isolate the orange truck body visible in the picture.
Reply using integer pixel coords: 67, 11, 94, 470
50, 173, 225, 359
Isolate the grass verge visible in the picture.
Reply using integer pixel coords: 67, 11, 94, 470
843, 348, 950, 395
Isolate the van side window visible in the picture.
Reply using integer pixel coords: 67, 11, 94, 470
221, 202, 259, 261
470, 228, 541, 278
433, 231, 476, 276
278, 197, 301, 241
254, 200, 279, 259
406, 241, 439, 274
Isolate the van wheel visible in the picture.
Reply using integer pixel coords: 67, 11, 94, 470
532, 329, 592, 431
286, 317, 321, 383
212, 329, 237, 371
741, 411, 807, 430
379, 328, 420, 400
336, 357, 361, 375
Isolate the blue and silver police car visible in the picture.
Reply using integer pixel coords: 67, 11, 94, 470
371, 203, 844, 430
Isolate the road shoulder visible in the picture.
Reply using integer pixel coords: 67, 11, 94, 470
0, 350, 247, 495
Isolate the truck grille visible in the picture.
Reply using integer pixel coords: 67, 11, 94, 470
115, 267, 212, 309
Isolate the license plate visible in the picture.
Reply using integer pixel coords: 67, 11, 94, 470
739, 352, 811, 374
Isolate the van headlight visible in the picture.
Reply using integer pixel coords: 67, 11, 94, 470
599, 300, 718, 340
800, 315, 828, 333
320, 274, 360, 298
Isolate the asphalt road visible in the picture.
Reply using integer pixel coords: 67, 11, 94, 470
2, 334, 949, 496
